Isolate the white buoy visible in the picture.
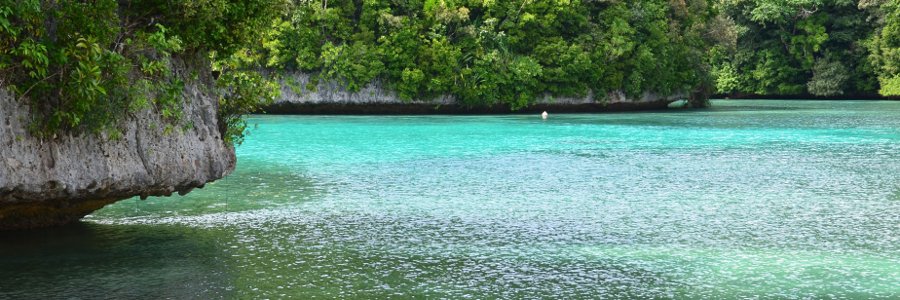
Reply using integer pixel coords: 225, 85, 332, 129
541, 111, 548, 120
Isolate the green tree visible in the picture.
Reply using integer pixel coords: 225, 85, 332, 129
0, 0, 285, 142
864, 0, 900, 96
712, 0, 883, 97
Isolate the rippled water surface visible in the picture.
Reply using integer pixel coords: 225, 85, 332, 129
3, 100, 900, 299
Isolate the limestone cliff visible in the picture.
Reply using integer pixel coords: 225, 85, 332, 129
0, 83, 235, 230
266, 72, 687, 114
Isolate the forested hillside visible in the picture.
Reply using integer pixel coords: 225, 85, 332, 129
866, 0, 900, 95
710, 0, 899, 97
260, 0, 721, 108
256, 0, 899, 102
1, 0, 899, 138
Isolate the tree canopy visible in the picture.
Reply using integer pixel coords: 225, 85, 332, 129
709, 0, 900, 97
262, 0, 720, 108
1, 0, 898, 140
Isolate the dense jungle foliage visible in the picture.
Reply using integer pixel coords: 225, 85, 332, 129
263, 0, 900, 103
710, 0, 900, 97
0, 0, 898, 139
263, 0, 720, 108
0, 0, 284, 143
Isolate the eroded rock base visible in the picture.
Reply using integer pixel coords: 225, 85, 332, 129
0, 198, 119, 230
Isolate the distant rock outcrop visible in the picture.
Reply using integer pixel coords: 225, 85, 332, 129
265, 72, 687, 114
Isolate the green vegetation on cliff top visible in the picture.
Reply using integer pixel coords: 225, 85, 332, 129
1, 0, 898, 139
0, 0, 284, 143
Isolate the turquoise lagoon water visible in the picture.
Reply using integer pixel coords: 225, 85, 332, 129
1, 100, 899, 298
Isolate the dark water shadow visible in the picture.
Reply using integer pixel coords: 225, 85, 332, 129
90, 158, 324, 219
0, 222, 234, 299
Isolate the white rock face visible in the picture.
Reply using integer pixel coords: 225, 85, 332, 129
277, 73, 455, 105
0, 81, 235, 229
274, 72, 685, 108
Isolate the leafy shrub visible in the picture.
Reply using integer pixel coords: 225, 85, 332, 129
0, 0, 285, 143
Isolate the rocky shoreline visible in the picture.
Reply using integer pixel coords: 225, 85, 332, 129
0, 83, 235, 230
264, 100, 675, 115
264, 72, 687, 114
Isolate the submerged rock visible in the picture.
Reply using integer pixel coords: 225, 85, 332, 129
0, 83, 235, 230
